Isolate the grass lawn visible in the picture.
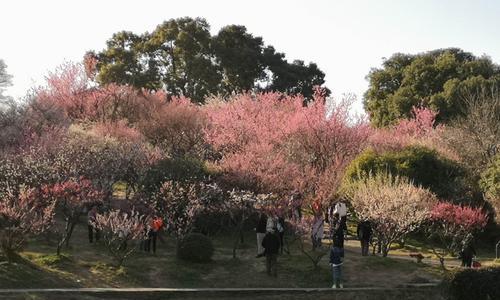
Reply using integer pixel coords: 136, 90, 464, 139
0, 219, 448, 289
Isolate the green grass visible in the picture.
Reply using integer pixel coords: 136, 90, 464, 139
0, 221, 446, 289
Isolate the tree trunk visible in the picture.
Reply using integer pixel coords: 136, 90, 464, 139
65, 221, 77, 247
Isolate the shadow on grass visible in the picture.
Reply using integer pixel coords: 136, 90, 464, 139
0, 254, 77, 288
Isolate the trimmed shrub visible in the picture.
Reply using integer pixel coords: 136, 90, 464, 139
448, 267, 500, 300
177, 233, 214, 263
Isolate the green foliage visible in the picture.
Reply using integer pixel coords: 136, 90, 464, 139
481, 154, 500, 201
176, 233, 214, 263
364, 48, 500, 127
212, 25, 266, 94
91, 17, 328, 103
140, 157, 208, 195
481, 154, 500, 221
345, 146, 465, 199
448, 267, 500, 300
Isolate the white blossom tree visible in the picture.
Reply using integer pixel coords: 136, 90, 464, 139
93, 209, 146, 267
343, 172, 438, 257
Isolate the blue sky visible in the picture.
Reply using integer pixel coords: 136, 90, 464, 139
1, 0, 499, 113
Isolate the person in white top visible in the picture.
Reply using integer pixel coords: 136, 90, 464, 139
333, 201, 348, 234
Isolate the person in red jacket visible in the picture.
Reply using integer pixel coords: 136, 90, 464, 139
145, 215, 163, 254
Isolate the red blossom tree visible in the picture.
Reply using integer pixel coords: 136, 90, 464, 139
0, 189, 55, 262
427, 202, 488, 268
42, 179, 104, 255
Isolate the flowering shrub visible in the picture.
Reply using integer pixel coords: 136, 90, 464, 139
0, 189, 55, 261
93, 209, 146, 266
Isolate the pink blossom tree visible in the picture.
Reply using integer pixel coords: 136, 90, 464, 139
92, 209, 146, 267
205, 91, 370, 211
369, 106, 457, 160
139, 97, 209, 158
0, 189, 55, 262
427, 202, 488, 268
343, 172, 438, 257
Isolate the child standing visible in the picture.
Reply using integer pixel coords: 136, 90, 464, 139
329, 244, 344, 288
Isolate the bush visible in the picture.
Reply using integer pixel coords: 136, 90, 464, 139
448, 267, 500, 300
345, 145, 466, 200
177, 233, 214, 263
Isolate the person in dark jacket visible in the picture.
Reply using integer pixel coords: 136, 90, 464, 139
276, 216, 286, 254
256, 213, 268, 257
329, 241, 345, 288
460, 238, 476, 268
331, 213, 344, 248
262, 229, 280, 277
87, 206, 100, 243
357, 220, 372, 256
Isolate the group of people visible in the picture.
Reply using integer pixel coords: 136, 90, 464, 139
87, 205, 164, 254
254, 200, 375, 288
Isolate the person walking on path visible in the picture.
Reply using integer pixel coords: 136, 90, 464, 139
357, 220, 372, 256
87, 206, 100, 243
256, 213, 268, 258
329, 239, 345, 288
262, 229, 280, 277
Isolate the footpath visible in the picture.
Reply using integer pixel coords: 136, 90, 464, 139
0, 285, 444, 300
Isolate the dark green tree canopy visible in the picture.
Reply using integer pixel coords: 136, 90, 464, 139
89, 17, 328, 103
364, 48, 500, 127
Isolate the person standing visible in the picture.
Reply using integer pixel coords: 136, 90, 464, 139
329, 241, 345, 288
460, 238, 476, 268
311, 213, 324, 250
357, 220, 372, 256
146, 215, 163, 254
262, 229, 280, 277
331, 213, 344, 248
87, 206, 100, 243
333, 201, 348, 234
276, 215, 286, 254
256, 213, 267, 258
